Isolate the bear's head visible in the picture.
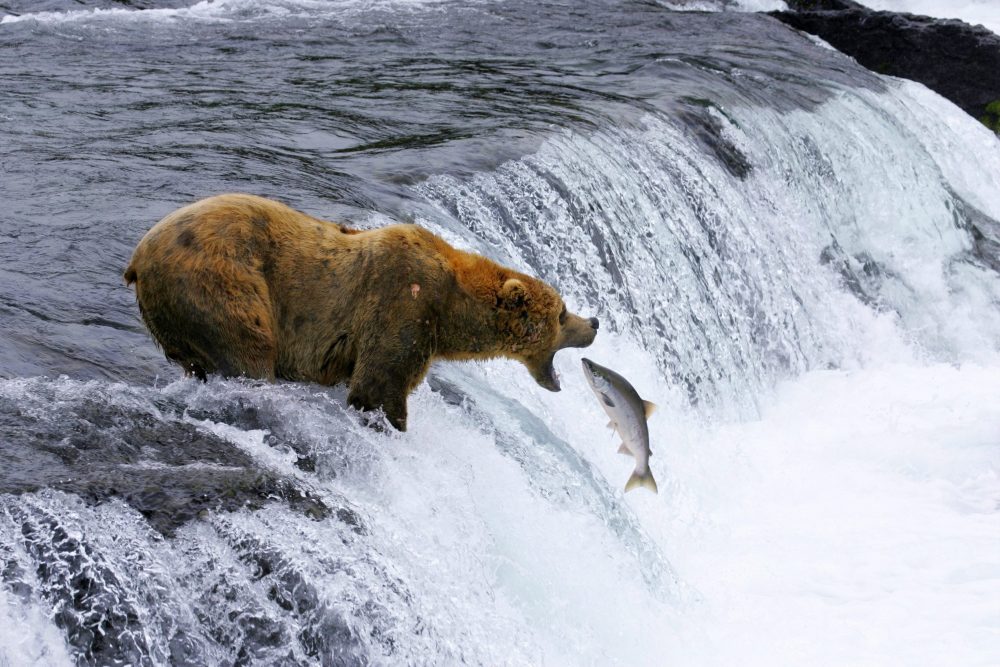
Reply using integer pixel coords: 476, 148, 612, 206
495, 276, 598, 391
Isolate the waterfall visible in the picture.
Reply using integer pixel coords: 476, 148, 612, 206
417, 80, 1000, 414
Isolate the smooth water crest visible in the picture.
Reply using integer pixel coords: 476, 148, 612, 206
1, 0, 998, 665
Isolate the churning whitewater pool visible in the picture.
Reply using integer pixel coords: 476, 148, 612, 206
1, 0, 999, 665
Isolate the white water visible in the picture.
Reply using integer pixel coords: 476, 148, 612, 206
2, 64, 1000, 667
0, 0, 452, 25
663, 362, 1000, 666
658, 0, 788, 12
403, 77, 1000, 662
0, 0, 792, 27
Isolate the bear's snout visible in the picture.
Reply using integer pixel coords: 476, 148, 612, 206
558, 311, 598, 350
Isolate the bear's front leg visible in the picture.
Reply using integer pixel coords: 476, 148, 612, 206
348, 357, 427, 432
348, 378, 408, 432
347, 322, 433, 432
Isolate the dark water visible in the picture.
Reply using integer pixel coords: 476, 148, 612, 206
4, 1, 998, 665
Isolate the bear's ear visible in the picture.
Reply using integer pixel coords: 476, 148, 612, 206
498, 278, 528, 310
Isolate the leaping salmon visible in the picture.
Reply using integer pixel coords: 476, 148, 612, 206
581, 357, 658, 493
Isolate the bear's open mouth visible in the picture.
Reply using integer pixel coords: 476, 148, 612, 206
534, 356, 561, 392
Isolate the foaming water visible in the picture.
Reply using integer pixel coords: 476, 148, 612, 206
725, 81, 1000, 363
0, 585, 73, 665
659, 0, 788, 12
0, 0, 450, 25
661, 361, 1000, 666
0, 368, 684, 665
0, 0, 792, 26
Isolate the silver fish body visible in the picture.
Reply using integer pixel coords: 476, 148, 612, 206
581, 357, 658, 493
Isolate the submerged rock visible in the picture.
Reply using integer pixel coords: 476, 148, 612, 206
676, 99, 753, 179
950, 193, 1000, 273
771, 2, 1000, 130
0, 387, 334, 536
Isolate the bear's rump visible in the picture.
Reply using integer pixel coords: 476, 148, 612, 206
134, 256, 277, 380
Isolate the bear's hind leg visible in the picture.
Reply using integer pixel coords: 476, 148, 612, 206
193, 302, 278, 380
135, 270, 278, 381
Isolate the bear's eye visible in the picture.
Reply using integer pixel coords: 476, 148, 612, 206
558, 305, 567, 325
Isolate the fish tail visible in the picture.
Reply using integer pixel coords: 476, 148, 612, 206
624, 469, 658, 494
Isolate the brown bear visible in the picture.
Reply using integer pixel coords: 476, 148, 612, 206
124, 194, 598, 431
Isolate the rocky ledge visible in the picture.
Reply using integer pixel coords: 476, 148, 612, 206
0, 386, 353, 536
771, 0, 1000, 131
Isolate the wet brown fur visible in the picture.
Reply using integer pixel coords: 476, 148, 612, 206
125, 194, 597, 430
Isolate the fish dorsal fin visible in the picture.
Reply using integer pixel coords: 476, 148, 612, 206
617, 443, 633, 457
643, 400, 657, 420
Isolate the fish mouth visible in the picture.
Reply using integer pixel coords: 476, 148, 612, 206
532, 355, 561, 392
580, 357, 601, 384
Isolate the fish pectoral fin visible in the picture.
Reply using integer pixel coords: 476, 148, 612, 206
606, 419, 615, 429
624, 470, 658, 494
642, 400, 657, 420
617, 443, 633, 457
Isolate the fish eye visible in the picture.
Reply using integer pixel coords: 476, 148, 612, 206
558, 305, 567, 325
